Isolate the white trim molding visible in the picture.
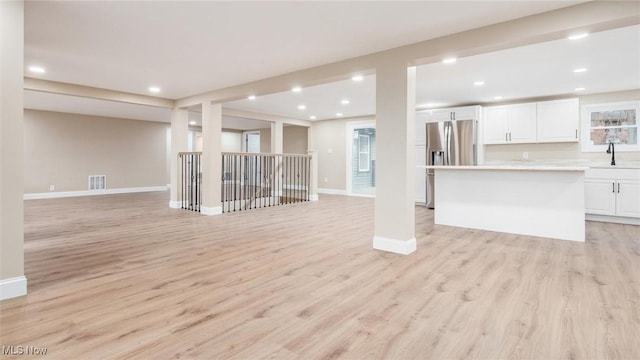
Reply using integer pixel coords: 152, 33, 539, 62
201, 206, 223, 216
0, 276, 27, 301
169, 200, 185, 209
309, 194, 319, 201
317, 188, 348, 196
373, 236, 417, 255
586, 214, 640, 225
24, 186, 169, 200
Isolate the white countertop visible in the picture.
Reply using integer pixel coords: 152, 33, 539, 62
418, 165, 589, 171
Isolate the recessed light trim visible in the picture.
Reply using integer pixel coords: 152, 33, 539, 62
341, 99, 350, 105
148, 86, 161, 93
291, 86, 302, 93
189, 121, 196, 125
28, 66, 46, 73
568, 33, 589, 40
298, 104, 306, 110
494, 96, 503, 100
574, 87, 586, 91
473, 81, 485, 86
442, 57, 457, 64
248, 95, 256, 100
310, 115, 317, 120
336, 112, 343, 117
351, 75, 364, 82
573, 68, 588, 73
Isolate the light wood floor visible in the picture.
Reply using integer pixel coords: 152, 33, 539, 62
1, 192, 639, 359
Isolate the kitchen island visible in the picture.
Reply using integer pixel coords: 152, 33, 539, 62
418, 165, 589, 242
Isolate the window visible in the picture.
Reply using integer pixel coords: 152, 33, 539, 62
582, 101, 640, 152
358, 135, 370, 172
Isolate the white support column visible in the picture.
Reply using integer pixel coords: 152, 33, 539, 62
0, 0, 26, 300
201, 102, 222, 215
271, 121, 284, 197
308, 150, 319, 201
169, 108, 189, 208
270, 121, 283, 154
372, 63, 417, 255
307, 125, 318, 201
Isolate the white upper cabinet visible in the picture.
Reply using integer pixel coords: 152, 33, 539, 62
483, 103, 536, 144
430, 106, 480, 122
536, 98, 579, 143
483, 98, 579, 144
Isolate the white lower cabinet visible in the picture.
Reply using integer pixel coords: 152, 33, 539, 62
585, 168, 640, 221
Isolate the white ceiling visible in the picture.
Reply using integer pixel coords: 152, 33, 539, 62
226, 24, 640, 121
24, 1, 582, 99
23, 2, 638, 127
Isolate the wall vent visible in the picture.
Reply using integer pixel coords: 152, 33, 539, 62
88, 175, 107, 190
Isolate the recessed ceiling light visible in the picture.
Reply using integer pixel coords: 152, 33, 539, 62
28, 66, 45, 73
568, 33, 589, 40
298, 104, 306, 110
248, 95, 256, 100
189, 121, 196, 125
336, 112, 343, 117
310, 115, 317, 120
473, 81, 485, 86
352, 75, 364, 82
573, 68, 588, 73
291, 86, 302, 93
341, 99, 350, 105
148, 86, 161, 93
574, 87, 586, 91
442, 57, 457, 64
494, 96, 503, 100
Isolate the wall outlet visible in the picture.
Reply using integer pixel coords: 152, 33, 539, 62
49, 185, 55, 191
324, 177, 328, 183
522, 152, 529, 160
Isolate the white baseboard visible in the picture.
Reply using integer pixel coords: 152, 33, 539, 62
586, 214, 640, 225
24, 186, 169, 200
201, 206, 222, 216
317, 188, 347, 196
309, 194, 319, 201
0, 276, 27, 301
169, 200, 184, 209
373, 236, 416, 255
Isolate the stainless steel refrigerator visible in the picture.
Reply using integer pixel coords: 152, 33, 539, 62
425, 119, 477, 208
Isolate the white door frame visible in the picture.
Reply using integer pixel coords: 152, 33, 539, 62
242, 131, 261, 153
346, 120, 376, 197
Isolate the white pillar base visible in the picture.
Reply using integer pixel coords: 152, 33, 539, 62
0, 276, 27, 300
309, 194, 319, 201
373, 236, 416, 255
169, 200, 183, 209
201, 206, 222, 216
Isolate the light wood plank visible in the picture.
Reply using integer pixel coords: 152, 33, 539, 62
1, 191, 638, 359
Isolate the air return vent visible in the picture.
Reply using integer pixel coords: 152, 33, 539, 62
88, 175, 107, 190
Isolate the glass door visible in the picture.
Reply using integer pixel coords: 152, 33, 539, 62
348, 123, 376, 196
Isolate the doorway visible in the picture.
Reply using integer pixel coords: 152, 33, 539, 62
346, 122, 376, 196
242, 131, 260, 153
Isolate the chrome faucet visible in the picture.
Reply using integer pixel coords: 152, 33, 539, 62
606, 142, 616, 166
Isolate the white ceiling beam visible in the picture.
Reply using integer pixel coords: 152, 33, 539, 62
175, 1, 639, 108
222, 108, 312, 127
24, 77, 175, 108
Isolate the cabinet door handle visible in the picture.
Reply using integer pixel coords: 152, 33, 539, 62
509, 132, 512, 141
505, 132, 508, 141
612, 182, 615, 193
575, 129, 578, 139
617, 183, 620, 193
